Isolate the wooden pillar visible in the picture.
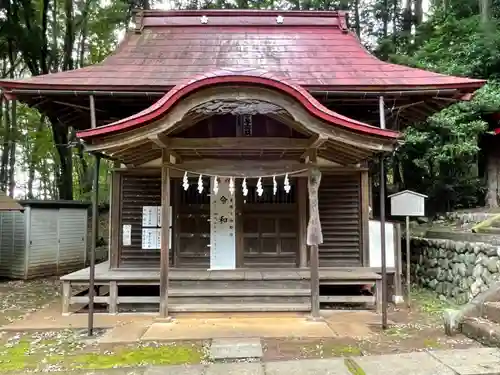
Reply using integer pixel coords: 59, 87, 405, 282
109, 169, 121, 269
109, 281, 118, 314
298, 177, 308, 268
88, 154, 100, 336
360, 170, 370, 266
159, 150, 171, 319
62, 281, 71, 316
307, 168, 322, 319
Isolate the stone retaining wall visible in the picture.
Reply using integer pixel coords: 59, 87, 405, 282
412, 238, 500, 304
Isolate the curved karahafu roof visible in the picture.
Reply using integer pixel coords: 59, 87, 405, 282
78, 69, 400, 167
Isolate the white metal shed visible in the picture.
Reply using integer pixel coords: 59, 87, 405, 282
0, 200, 90, 279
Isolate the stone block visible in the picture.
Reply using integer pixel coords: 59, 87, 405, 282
352, 352, 455, 375
210, 338, 263, 360
144, 365, 206, 375
429, 348, 500, 375
265, 358, 351, 375
205, 363, 264, 375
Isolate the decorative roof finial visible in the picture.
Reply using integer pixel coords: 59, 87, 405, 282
276, 15, 284, 24
200, 15, 208, 24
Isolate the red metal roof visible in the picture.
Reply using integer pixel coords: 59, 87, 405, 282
77, 69, 400, 140
0, 10, 485, 92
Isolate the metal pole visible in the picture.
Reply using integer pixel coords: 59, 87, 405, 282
88, 155, 100, 337
379, 155, 388, 329
406, 216, 411, 309
379, 95, 388, 330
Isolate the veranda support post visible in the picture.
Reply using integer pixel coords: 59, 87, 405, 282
88, 154, 100, 336
159, 150, 171, 319
307, 167, 322, 319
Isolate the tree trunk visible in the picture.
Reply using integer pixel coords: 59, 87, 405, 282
7, 100, 17, 197
480, 0, 491, 24
62, 0, 74, 71
354, 0, 361, 37
486, 153, 499, 208
392, 0, 399, 47
78, 0, 92, 68
50, 119, 73, 200
403, 0, 412, 34
27, 115, 45, 199
414, 0, 423, 27
383, 0, 389, 38
0, 101, 11, 192
50, 0, 58, 71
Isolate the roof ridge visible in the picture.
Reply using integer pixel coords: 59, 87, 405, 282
133, 9, 349, 32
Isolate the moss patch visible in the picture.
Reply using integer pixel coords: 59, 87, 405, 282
0, 331, 206, 372
59, 343, 205, 369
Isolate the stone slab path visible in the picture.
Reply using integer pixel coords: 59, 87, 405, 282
43, 348, 500, 375
209, 338, 263, 360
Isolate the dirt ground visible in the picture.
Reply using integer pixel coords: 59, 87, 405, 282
262, 289, 481, 361
0, 277, 483, 372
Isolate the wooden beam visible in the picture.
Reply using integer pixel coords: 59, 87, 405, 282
148, 133, 169, 148
159, 150, 171, 319
169, 159, 309, 178
53, 100, 106, 113
167, 137, 311, 150
301, 135, 328, 160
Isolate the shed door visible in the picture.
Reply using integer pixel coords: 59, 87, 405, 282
29, 209, 59, 277
58, 208, 87, 273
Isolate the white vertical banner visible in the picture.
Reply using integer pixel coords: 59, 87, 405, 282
210, 177, 236, 270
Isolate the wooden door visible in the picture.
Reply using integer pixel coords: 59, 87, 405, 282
240, 178, 298, 268
175, 178, 210, 268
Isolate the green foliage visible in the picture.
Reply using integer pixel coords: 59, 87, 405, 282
394, 84, 499, 212
389, 1, 500, 212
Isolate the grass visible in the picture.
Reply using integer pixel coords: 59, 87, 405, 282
411, 286, 458, 317
61, 344, 205, 369
0, 331, 206, 372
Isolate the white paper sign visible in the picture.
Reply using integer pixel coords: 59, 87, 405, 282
142, 228, 160, 249
210, 177, 236, 270
142, 206, 159, 227
122, 224, 132, 246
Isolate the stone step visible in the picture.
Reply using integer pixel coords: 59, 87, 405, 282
169, 279, 310, 289
169, 288, 310, 297
168, 295, 311, 304
476, 227, 500, 235
319, 295, 375, 304
482, 302, 500, 324
461, 317, 500, 346
168, 302, 311, 312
